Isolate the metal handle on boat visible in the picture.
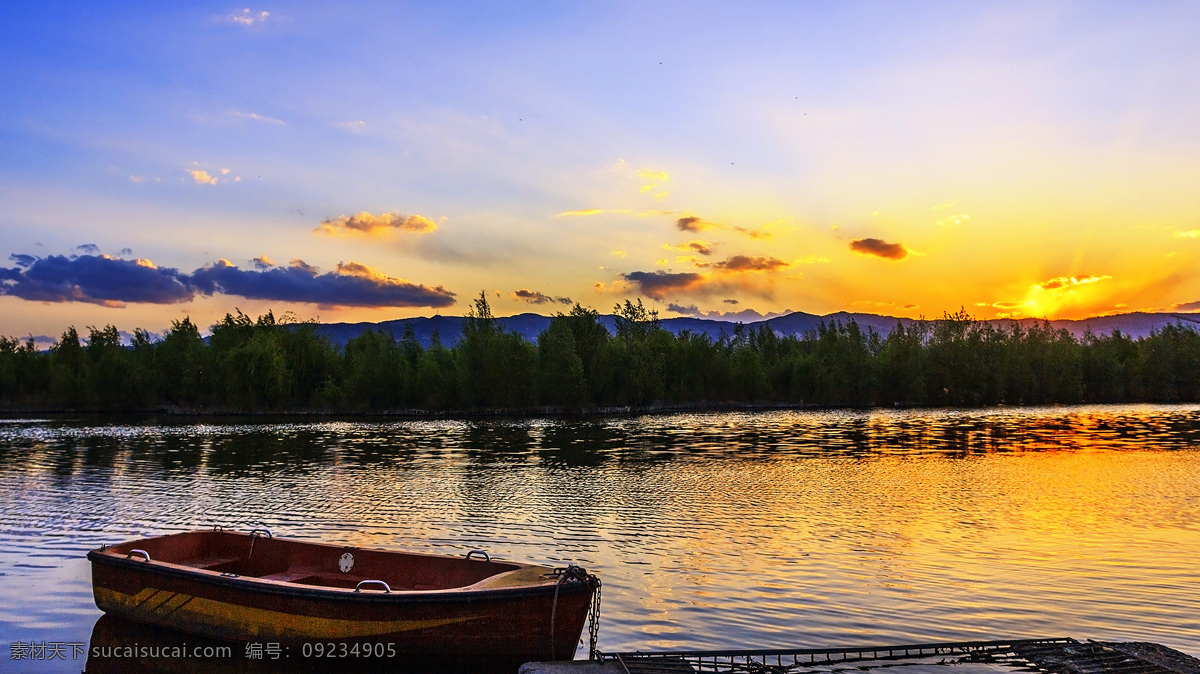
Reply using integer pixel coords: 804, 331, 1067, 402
127, 549, 150, 562
354, 580, 391, 593
465, 550, 490, 562
249, 528, 272, 538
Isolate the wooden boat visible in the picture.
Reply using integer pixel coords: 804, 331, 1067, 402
88, 529, 599, 672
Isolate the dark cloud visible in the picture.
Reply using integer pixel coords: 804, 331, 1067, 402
714, 255, 790, 272
723, 298, 739, 305
77, 243, 101, 254
850, 238, 908, 260
676, 216, 705, 232
119, 248, 133, 256
1, 253, 456, 309
0, 254, 192, 306
1175, 300, 1200, 312
252, 255, 275, 270
512, 288, 573, 305
667, 303, 701, 315
8, 254, 36, 268
190, 260, 455, 308
622, 270, 704, 299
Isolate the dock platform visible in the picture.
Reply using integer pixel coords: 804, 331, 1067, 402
522, 638, 1200, 674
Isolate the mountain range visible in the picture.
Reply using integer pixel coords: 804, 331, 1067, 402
311, 310, 1200, 349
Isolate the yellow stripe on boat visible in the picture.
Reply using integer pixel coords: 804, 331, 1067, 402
95, 587, 480, 639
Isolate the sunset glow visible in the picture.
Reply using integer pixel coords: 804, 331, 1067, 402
2, 2, 1198, 338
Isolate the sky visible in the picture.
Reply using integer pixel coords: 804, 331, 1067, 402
2, 1, 1200, 341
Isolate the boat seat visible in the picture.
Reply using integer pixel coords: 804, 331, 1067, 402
260, 569, 320, 582
180, 555, 241, 570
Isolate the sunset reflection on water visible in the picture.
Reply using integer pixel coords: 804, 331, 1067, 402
0, 404, 1197, 669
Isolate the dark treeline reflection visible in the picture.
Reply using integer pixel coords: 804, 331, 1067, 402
2, 408, 1198, 480
3, 296, 1200, 413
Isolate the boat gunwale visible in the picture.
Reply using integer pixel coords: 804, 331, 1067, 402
87, 533, 592, 605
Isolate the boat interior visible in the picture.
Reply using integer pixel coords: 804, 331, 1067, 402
100, 530, 527, 592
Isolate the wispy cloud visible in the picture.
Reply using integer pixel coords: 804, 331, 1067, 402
637, 168, 669, 198
1176, 229, 1200, 239
512, 288, 572, 305
556, 209, 606, 217
1174, 300, 1200, 311
336, 120, 366, 133
229, 8, 270, 26
663, 240, 714, 256
232, 110, 285, 125
1036, 274, 1110, 290
713, 255, 790, 272
850, 238, 909, 260
315, 211, 438, 236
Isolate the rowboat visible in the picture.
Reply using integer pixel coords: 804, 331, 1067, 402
87, 528, 600, 672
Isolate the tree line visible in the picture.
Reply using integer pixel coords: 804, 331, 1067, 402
2, 295, 1198, 413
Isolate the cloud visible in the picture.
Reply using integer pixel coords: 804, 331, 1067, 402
667, 303, 701, 316
315, 211, 438, 236
230, 9, 269, 26
0, 254, 193, 307
675, 216, 710, 232
637, 168, 669, 195
850, 238, 909, 260
190, 170, 218, 185
232, 110, 285, 125
1, 252, 456, 309
512, 289, 573, 305
1175, 300, 1200, 311
252, 255, 275, 270
664, 240, 714, 256
1036, 274, 1110, 290
76, 243, 101, 254
288, 258, 319, 274
621, 270, 705, 299
713, 255, 790, 272
336, 120, 366, 133
610, 250, 627, 258
556, 209, 605, 217
936, 213, 971, 227
190, 260, 456, 308
723, 298, 739, 305
8, 254, 36, 268
1177, 230, 1200, 239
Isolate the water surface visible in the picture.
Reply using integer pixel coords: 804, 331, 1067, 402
1, 405, 1198, 671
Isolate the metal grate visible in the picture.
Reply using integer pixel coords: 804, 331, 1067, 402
606, 638, 1200, 674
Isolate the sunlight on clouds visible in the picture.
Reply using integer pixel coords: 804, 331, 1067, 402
190, 170, 217, 185
610, 250, 627, 257
936, 213, 970, 227
932, 203, 955, 211
1177, 229, 1200, 238
557, 209, 605, 217
316, 211, 438, 236
1037, 274, 1111, 290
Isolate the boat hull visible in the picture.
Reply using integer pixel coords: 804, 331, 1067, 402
88, 531, 596, 670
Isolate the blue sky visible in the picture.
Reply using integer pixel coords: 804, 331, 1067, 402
3, 1, 1199, 338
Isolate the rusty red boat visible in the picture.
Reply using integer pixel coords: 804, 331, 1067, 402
87, 528, 599, 671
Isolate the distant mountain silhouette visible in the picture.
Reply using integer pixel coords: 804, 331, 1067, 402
311, 310, 1200, 348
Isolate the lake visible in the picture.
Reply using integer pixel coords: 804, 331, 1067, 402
1, 404, 1198, 671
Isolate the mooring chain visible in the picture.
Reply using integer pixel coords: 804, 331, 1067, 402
545, 565, 602, 660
